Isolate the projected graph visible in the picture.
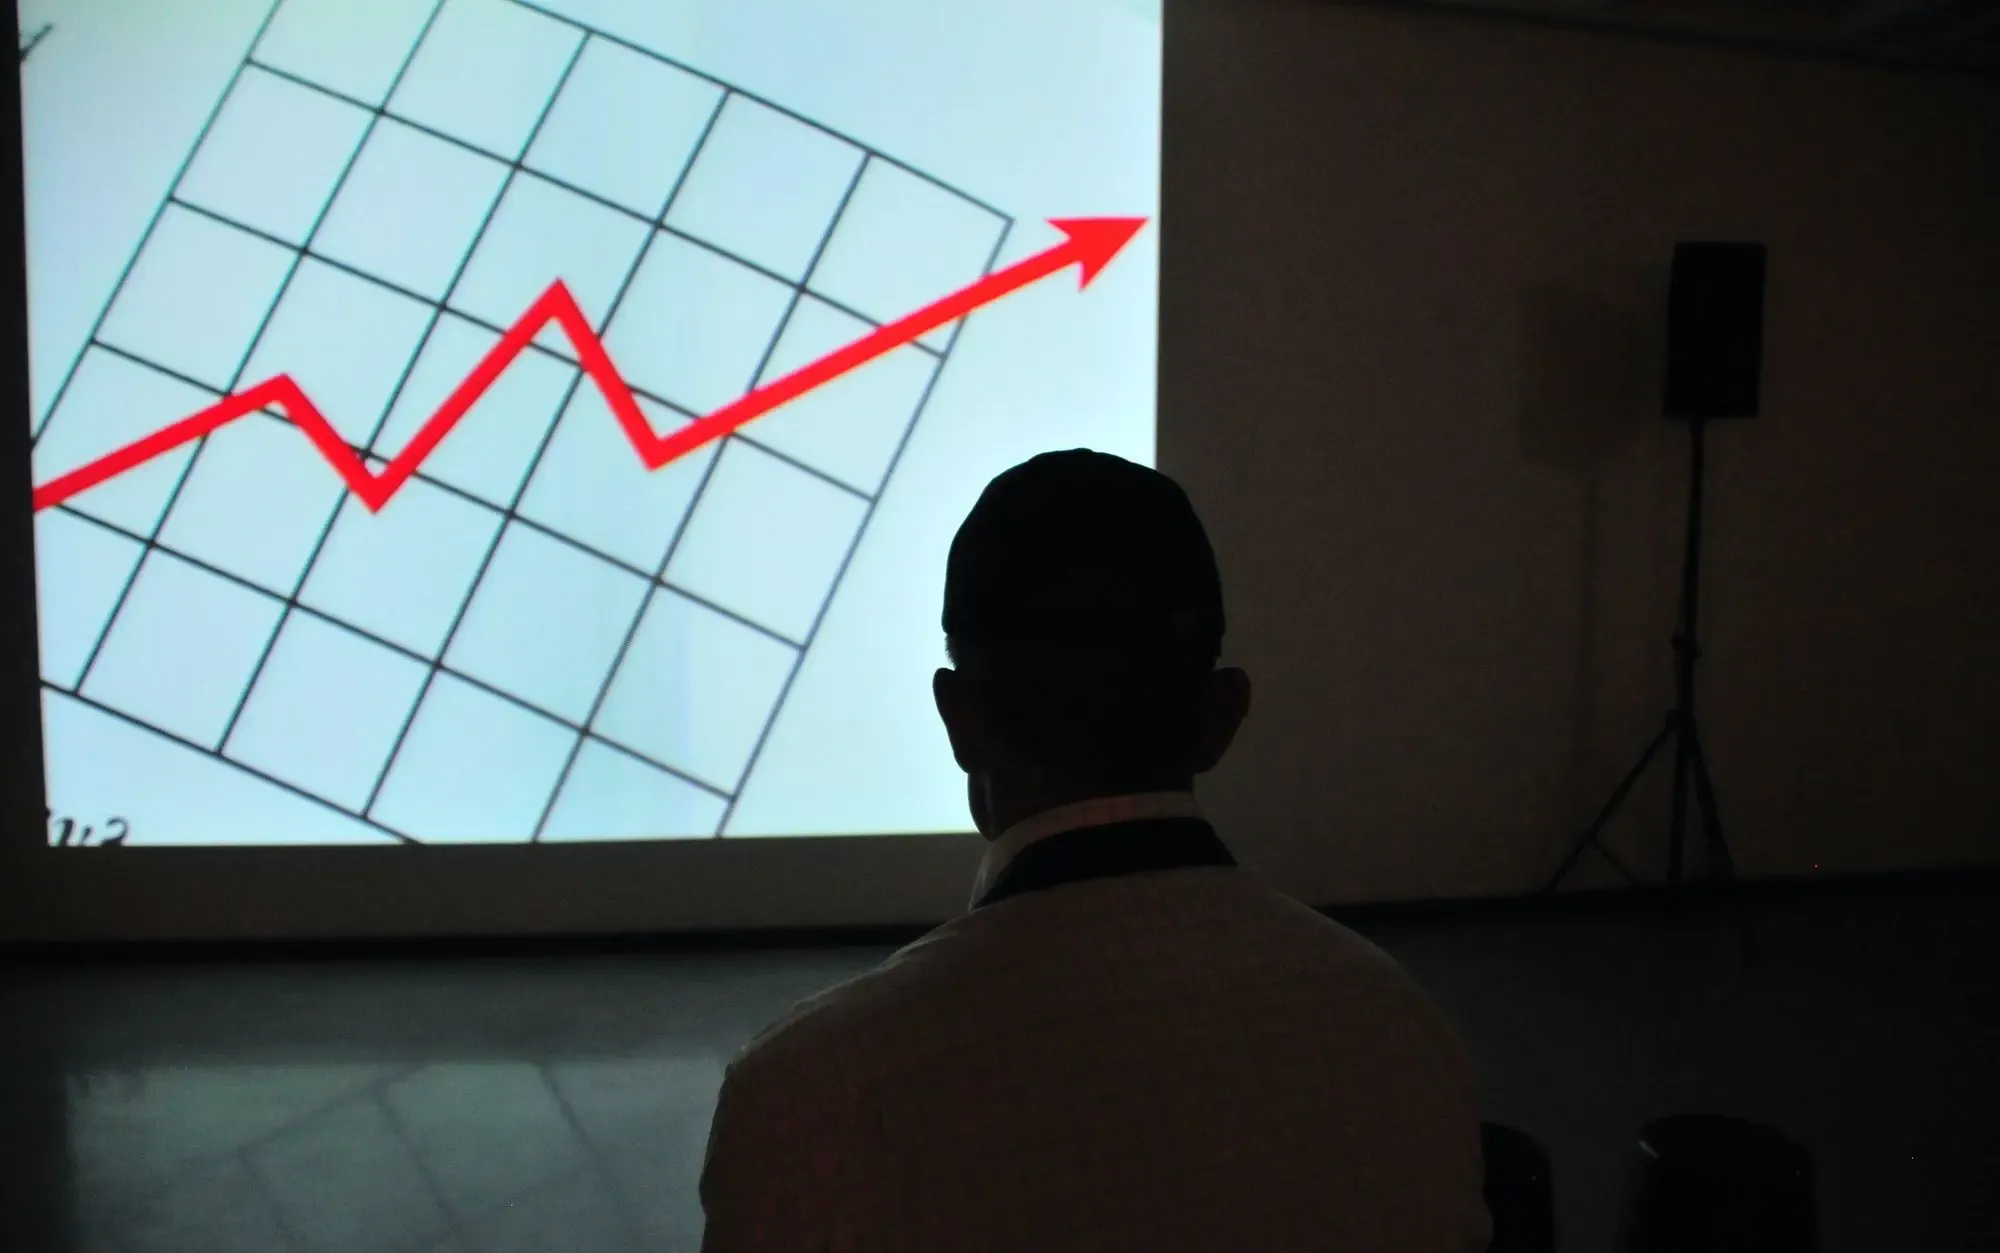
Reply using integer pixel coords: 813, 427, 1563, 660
29, 0, 1149, 845
33, 220, 1143, 514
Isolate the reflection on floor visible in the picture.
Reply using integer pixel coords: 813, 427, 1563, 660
2, 876, 1995, 1252
62, 1057, 722, 1252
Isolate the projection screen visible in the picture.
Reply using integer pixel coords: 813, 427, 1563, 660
2, 0, 1160, 939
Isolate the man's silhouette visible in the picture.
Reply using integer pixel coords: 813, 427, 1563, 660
700, 450, 1490, 1252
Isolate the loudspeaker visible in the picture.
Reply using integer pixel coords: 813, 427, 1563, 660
1665, 242, 1766, 420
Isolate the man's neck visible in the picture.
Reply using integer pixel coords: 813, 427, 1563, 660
966, 790, 1210, 908
980, 776, 1196, 841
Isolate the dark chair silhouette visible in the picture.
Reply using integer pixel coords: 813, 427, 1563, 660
1624, 1115, 1816, 1253
1481, 1122, 1555, 1253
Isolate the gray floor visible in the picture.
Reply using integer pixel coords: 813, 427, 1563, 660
3, 875, 1995, 1253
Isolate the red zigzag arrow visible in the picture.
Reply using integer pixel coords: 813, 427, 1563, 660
33, 216, 1148, 514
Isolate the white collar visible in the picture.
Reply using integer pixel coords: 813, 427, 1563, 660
968, 791, 1204, 908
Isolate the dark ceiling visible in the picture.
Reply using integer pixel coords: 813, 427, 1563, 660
1409, 0, 2000, 73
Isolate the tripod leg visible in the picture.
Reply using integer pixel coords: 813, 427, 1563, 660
1546, 720, 1674, 891
1686, 730, 1735, 882
1593, 837, 1640, 887
1687, 729, 1758, 964
1668, 716, 1693, 885
1667, 419, 1707, 885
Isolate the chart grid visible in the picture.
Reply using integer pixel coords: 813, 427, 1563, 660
31, 0, 1013, 844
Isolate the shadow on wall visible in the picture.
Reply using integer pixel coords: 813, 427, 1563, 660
1515, 270, 1670, 876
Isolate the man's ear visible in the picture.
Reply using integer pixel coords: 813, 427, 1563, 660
1190, 667, 1252, 774
934, 667, 980, 773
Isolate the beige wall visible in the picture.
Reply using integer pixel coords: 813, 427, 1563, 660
1165, 0, 2000, 901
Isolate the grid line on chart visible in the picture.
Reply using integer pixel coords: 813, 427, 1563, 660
218, 30, 596, 757
65, 0, 455, 697
26, 0, 291, 450
57, 360, 812, 656
86, 222, 889, 508
52, 503, 736, 806
355, 57, 731, 823
45, 682, 418, 846
717, 216, 1017, 836
531, 148, 875, 840
34, 0, 1014, 844
504, 0, 1011, 223
235, 57, 947, 349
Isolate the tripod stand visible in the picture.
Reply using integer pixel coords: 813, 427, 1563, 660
1547, 415, 1738, 894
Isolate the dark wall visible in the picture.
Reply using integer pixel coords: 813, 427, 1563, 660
4, 1, 1997, 939
1163, 0, 2000, 900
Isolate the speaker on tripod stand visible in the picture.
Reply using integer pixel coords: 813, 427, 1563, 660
1547, 242, 1766, 898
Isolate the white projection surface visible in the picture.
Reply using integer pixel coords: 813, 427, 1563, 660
21, 0, 1160, 846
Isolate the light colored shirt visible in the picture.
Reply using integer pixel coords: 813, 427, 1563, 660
700, 804, 1491, 1253
968, 789, 1205, 907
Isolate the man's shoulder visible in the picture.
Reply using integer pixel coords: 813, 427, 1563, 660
724, 920, 980, 1081
727, 873, 1400, 1072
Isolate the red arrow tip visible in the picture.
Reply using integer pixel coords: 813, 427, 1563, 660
1048, 216, 1148, 288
